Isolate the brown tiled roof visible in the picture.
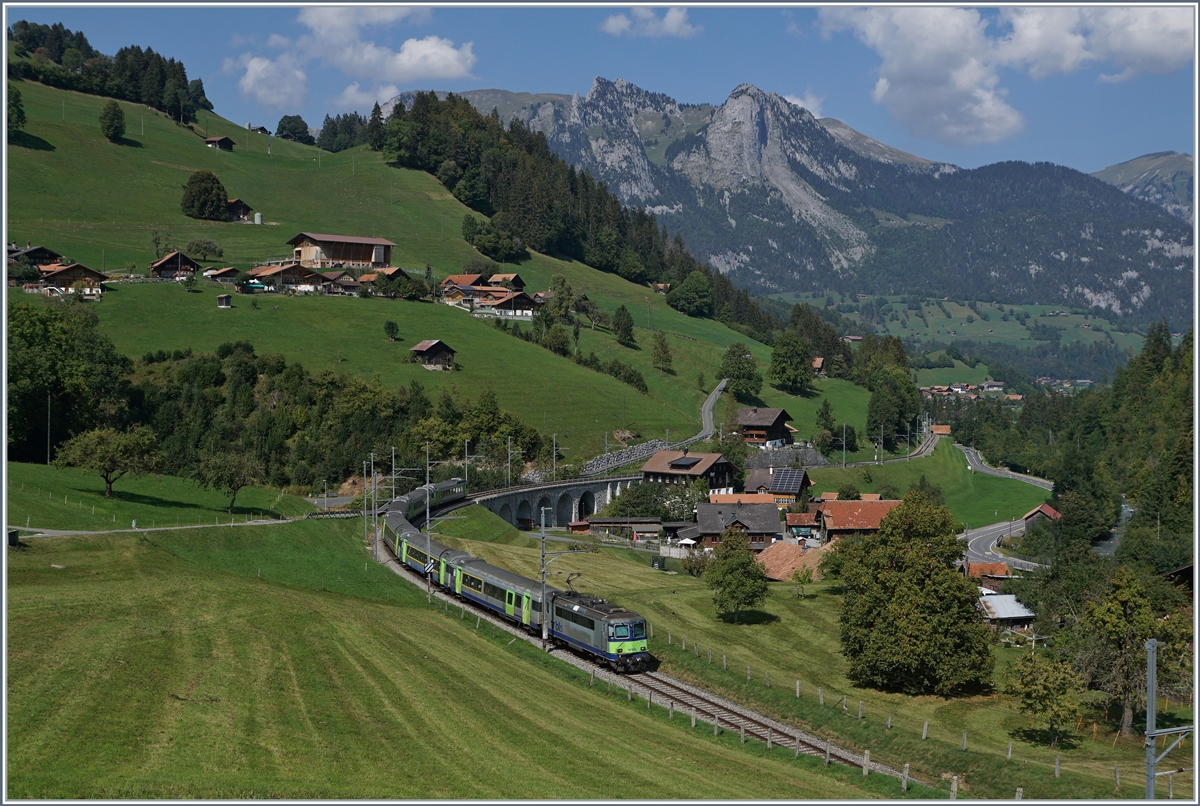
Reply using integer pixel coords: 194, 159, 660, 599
287, 232, 396, 247
965, 562, 1011, 579
1023, 503, 1061, 522
756, 541, 830, 581
440, 273, 483, 287
860, 493, 882, 501
931, 424, 952, 435
641, 450, 728, 476
818, 500, 902, 531
745, 467, 773, 492
149, 250, 201, 269
812, 356, 824, 369
489, 273, 522, 283
818, 492, 839, 500
358, 273, 378, 283
785, 512, 818, 526
738, 407, 793, 427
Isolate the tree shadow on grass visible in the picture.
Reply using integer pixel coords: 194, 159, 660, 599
108, 489, 278, 518
9, 131, 54, 151
115, 136, 144, 148
1010, 726, 1082, 750
719, 609, 780, 625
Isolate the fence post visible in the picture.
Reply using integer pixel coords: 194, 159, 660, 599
740, 723, 745, 744
795, 735, 800, 758
723, 654, 726, 671
694, 642, 699, 658
922, 720, 929, 740
862, 749, 870, 777
627, 685, 632, 702
668, 631, 672, 644
669, 701, 673, 719
649, 623, 653, 639
886, 713, 892, 729
475, 615, 480, 628
858, 701, 863, 719
901, 763, 909, 791
819, 687, 824, 705
824, 739, 830, 767
950, 775, 958, 799
962, 732, 967, 751
691, 707, 696, 728
590, 669, 594, 687
747, 665, 751, 681
1015, 787, 1022, 800
1054, 755, 1060, 778
682, 637, 686, 651
1007, 741, 1012, 761
714, 716, 719, 736
766, 672, 771, 688
796, 680, 800, 698
708, 648, 712, 664
1114, 765, 1120, 790
767, 727, 772, 750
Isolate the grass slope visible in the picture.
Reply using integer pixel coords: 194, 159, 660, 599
6, 461, 313, 532
7, 524, 919, 799
8, 79, 881, 460
806, 439, 1050, 528
436, 515, 1192, 801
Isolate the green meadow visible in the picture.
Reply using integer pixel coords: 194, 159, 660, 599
8, 519, 925, 799
436, 506, 1192, 801
806, 439, 1050, 528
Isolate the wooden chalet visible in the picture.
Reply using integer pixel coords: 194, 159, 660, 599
1022, 503, 1061, 532
694, 502, 782, 552
653, 282, 671, 295
227, 198, 253, 222
204, 267, 241, 283
811, 356, 825, 376
149, 251, 202, 279
321, 270, 361, 295
247, 263, 324, 292
204, 136, 235, 151
249, 125, 270, 135
410, 339, 456, 369
477, 290, 536, 316
742, 467, 812, 504
488, 273, 525, 291
277, 131, 296, 141
811, 499, 902, 543
287, 232, 396, 269
37, 262, 107, 297
7, 242, 62, 266
439, 273, 484, 290
737, 407, 794, 448
641, 450, 735, 495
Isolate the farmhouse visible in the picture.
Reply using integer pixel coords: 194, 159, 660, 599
37, 262, 107, 297
7, 242, 62, 266
742, 467, 812, 504
476, 290, 536, 316
439, 273, 484, 290
737, 407, 794, 448
641, 450, 735, 495
653, 283, 671, 294
149, 251, 202, 279
226, 198, 253, 222
247, 263, 325, 292
204, 267, 240, 283
785, 511, 820, 542
978, 594, 1035, 629
585, 517, 662, 541
962, 561, 1013, 593
488, 273, 525, 291
204, 136, 235, 151
248, 125, 270, 135
812, 499, 902, 543
410, 339, 456, 369
695, 503, 783, 552
321, 270, 361, 295
811, 356, 825, 376
287, 232, 396, 269
708, 493, 779, 507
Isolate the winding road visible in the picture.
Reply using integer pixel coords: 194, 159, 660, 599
951, 442, 1053, 569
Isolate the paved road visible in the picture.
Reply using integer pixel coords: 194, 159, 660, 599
307, 495, 355, 509
956, 444, 1054, 491
9, 515, 297, 538
691, 377, 728, 442
959, 520, 1044, 571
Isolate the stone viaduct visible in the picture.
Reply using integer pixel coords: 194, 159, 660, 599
449, 475, 640, 529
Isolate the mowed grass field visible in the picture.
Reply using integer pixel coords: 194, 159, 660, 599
436, 507, 1193, 801
8, 521, 925, 799
8, 78, 886, 460
6, 461, 314, 533
806, 439, 1050, 528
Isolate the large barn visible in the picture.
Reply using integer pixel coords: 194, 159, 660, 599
287, 232, 396, 269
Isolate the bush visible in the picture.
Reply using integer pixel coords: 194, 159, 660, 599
181, 170, 228, 221
99, 99, 124, 142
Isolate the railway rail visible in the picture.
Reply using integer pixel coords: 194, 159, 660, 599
378, 534, 925, 788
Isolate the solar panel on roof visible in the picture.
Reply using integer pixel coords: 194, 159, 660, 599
771, 468, 806, 494
668, 456, 702, 469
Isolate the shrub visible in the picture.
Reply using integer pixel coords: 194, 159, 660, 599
99, 99, 124, 142
181, 170, 228, 221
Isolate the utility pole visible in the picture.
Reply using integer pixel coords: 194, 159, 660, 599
842, 423, 846, 469
362, 460, 368, 547
47, 391, 51, 465
370, 452, 376, 537
425, 441, 432, 603
464, 438, 470, 494
391, 446, 396, 502
507, 435, 512, 488
1144, 638, 1194, 799
552, 434, 557, 482
604, 432, 609, 479
665, 428, 670, 449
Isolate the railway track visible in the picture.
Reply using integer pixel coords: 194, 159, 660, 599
379, 537, 923, 787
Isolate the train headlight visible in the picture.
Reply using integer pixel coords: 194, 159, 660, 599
617, 648, 623, 653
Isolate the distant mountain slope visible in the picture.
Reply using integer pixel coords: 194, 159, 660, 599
1091, 151, 1193, 223
383, 79, 1192, 325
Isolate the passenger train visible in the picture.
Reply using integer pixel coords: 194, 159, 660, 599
382, 478, 651, 672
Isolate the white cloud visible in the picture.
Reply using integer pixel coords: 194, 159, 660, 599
784, 90, 824, 118
231, 6, 471, 112
599, 7, 701, 39
333, 82, 402, 111
820, 6, 1194, 146
234, 52, 308, 110
822, 7, 1022, 146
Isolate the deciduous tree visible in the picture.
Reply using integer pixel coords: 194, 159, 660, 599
181, 170, 228, 221
99, 99, 124, 142
195, 450, 263, 513
1006, 651, 1085, 747
651, 331, 673, 373
383, 320, 399, 342
665, 270, 713, 317
706, 528, 769, 622
834, 491, 994, 694
53, 425, 159, 497
8, 83, 26, 133
767, 331, 813, 394
720, 342, 762, 402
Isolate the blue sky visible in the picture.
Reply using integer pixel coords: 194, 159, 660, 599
8, 5, 1195, 173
